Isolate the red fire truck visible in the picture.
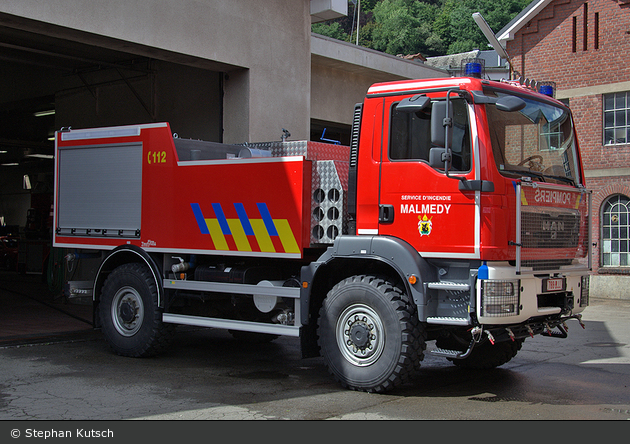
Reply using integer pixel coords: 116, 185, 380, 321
53, 74, 591, 393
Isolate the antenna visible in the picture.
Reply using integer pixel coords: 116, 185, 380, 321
356, 0, 360, 46
472, 12, 519, 78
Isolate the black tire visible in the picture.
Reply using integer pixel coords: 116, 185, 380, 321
100, 263, 174, 357
317, 275, 425, 393
437, 334, 524, 369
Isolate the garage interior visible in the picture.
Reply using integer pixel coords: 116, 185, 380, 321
0, 17, 231, 344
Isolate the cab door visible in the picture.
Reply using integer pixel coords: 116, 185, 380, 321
377, 95, 479, 258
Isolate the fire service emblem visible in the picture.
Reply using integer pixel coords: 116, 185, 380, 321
418, 214, 433, 236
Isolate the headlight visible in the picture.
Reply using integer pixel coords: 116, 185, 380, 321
480, 279, 520, 317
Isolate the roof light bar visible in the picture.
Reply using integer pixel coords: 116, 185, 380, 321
507, 77, 556, 99
537, 81, 556, 98
461, 58, 485, 79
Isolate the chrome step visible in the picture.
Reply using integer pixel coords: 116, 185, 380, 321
426, 316, 470, 326
426, 281, 470, 291
431, 347, 463, 358
431, 340, 476, 360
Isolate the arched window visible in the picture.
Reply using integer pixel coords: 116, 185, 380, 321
601, 194, 630, 267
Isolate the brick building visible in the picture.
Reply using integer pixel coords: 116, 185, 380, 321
498, 0, 630, 298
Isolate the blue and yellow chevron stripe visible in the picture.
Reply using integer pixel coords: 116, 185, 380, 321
191, 202, 300, 254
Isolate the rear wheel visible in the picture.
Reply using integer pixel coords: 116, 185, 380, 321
317, 275, 425, 393
100, 263, 173, 357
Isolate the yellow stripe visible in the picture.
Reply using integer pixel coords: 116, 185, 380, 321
205, 217, 299, 254
206, 219, 229, 251
520, 189, 528, 206
575, 194, 582, 209
251, 219, 276, 252
227, 219, 252, 252
274, 219, 300, 254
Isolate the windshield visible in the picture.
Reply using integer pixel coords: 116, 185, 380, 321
486, 92, 582, 186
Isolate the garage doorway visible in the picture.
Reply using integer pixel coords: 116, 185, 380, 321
0, 18, 226, 341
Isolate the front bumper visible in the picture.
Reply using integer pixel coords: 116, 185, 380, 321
475, 262, 589, 326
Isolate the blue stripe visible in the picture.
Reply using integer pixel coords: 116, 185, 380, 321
257, 203, 278, 236
234, 203, 254, 236
212, 203, 231, 235
190, 203, 209, 234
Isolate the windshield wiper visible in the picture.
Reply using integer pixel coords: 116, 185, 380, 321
501, 169, 545, 181
542, 174, 576, 186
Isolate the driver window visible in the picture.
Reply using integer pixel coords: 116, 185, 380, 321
389, 99, 471, 171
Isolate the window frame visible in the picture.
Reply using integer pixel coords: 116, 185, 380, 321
603, 91, 630, 146
387, 98, 473, 173
600, 194, 630, 268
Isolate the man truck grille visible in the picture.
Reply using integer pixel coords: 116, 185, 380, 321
514, 182, 591, 273
521, 209, 580, 249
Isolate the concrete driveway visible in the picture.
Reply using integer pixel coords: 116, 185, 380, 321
0, 298, 628, 422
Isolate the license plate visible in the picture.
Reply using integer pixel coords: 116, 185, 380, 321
544, 278, 565, 292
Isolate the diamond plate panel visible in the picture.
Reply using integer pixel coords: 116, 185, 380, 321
240, 141, 350, 245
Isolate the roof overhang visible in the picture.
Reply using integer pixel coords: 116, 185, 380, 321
497, 0, 553, 43
311, 33, 447, 80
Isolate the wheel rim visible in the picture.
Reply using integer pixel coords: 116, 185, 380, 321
110, 286, 144, 337
336, 303, 385, 366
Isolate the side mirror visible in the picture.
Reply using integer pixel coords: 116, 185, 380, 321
496, 95, 526, 112
471, 90, 527, 112
431, 101, 452, 148
396, 94, 431, 113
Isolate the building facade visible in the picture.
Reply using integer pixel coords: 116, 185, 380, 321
499, 0, 630, 298
0, 0, 444, 232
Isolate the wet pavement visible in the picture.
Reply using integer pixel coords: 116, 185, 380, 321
0, 271, 629, 422
0, 271, 94, 347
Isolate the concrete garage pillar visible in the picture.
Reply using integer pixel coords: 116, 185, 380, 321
1, 0, 313, 144
222, 68, 250, 144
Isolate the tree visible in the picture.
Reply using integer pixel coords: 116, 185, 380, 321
310, 0, 532, 57
312, 21, 347, 40
442, 0, 531, 54
371, 0, 423, 55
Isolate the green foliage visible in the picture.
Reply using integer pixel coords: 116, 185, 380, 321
371, 0, 422, 55
311, 0, 532, 57
312, 21, 347, 40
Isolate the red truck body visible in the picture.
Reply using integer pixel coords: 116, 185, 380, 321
53, 76, 591, 393
355, 77, 589, 263
55, 123, 313, 257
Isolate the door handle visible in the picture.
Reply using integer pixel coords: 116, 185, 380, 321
379, 204, 395, 224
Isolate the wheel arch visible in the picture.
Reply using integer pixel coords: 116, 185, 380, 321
299, 235, 434, 357
94, 245, 163, 326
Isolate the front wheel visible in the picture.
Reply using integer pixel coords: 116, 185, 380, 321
100, 263, 173, 357
317, 275, 425, 393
